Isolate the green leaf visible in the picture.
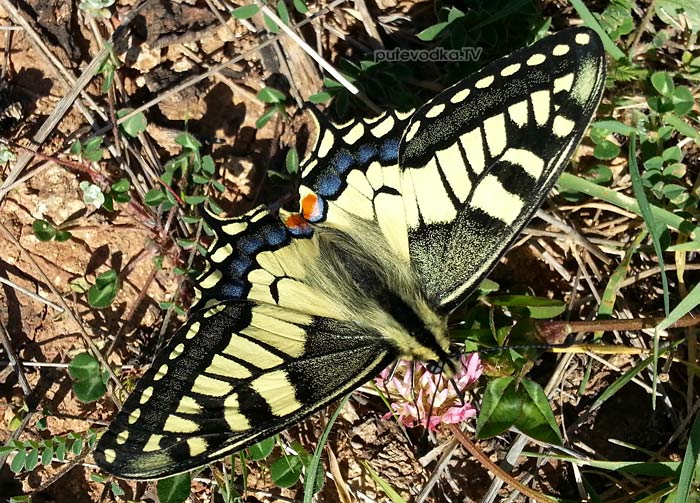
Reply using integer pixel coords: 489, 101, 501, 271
476, 377, 522, 438
629, 135, 669, 318
675, 412, 700, 502
55, 440, 66, 461
258, 87, 286, 104
593, 140, 620, 160
582, 165, 613, 185
248, 436, 275, 461
277, 0, 290, 25
68, 352, 100, 381
201, 155, 215, 175
308, 91, 332, 104
656, 281, 700, 331
157, 473, 191, 503
183, 194, 206, 205
651, 71, 674, 96
662, 146, 682, 162
263, 13, 280, 33
488, 295, 566, 319
591, 119, 637, 136
416, 21, 449, 41
655, 0, 700, 32
33, 219, 57, 241
144, 188, 167, 206
10, 449, 26, 473
672, 86, 695, 115
55, 230, 72, 242
25, 447, 39, 471
231, 4, 259, 19
68, 352, 107, 403
88, 269, 119, 308
292, 0, 308, 14
176, 132, 202, 151
91, 472, 109, 483
663, 113, 700, 140
36, 417, 47, 431
271, 455, 303, 488
117, 109, 147, 137
112, 178, 130, 192
516, 379, 562, 444
70, 140, 82, 156
285, 147, 299, 174
256, 106, 279, 129
644, 156, 664, 172
111, 482, 125, 496
71, 437, 84, 455
41, 445, 53, 466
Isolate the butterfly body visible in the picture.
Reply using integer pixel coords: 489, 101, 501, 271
95, 27, 606, 479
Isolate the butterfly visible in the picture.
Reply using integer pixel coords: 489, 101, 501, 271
94, 27, 606, 479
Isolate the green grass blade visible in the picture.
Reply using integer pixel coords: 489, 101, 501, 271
656, 281, 700, 331
303, 394, 350, 503
362, 460, 408, 503
568, 0, 626, 60
675, 413, 700, 503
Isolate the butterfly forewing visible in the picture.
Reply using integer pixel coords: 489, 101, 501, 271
95, 27, 606, 479
400, 27, 606, 311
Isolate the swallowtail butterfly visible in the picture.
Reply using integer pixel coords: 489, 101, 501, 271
95, 27, 606, 479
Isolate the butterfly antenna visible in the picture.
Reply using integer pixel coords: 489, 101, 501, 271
423, 370, 445, 438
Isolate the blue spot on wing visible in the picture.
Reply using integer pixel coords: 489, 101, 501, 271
357, 144, 378, 164
262, 225, 287, 246
228, 256, 253, 277
221, 281, 246, 299
380, 139, 400, 162
335, 149, 354, 173
238, 236, 263, 254
316, 171, 342, 197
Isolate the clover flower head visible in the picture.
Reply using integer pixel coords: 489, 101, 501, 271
375, 354, 482, 431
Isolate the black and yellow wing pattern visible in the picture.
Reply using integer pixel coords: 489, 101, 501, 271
95, 27, 606, 479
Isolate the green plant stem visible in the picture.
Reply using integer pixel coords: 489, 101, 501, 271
557, 172, 700, 243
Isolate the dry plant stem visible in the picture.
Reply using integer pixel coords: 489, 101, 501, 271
0, 3, 106, 188
535, 208, 611, 265
447, 424, 557, 503
0, 320, 32, 396
415, 436, 462, 503
629, 2, 656, 56
0, 0, 154, 193
536, 313, 700, 343
0, 275, 64, 311
7, 141, 154, 223
0, 221, 125, 400
105, 264, 158, 357
30, 448, 93, 495
109, 0, 349, 132
353, 0, 383, 47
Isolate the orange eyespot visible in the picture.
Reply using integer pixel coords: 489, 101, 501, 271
301, 193, 318, 220
284, 213, 312, 236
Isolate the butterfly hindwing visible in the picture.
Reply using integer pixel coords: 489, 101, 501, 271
298, 107, 415, 263
94, 299, 397, 479
400, 27, 606, 311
